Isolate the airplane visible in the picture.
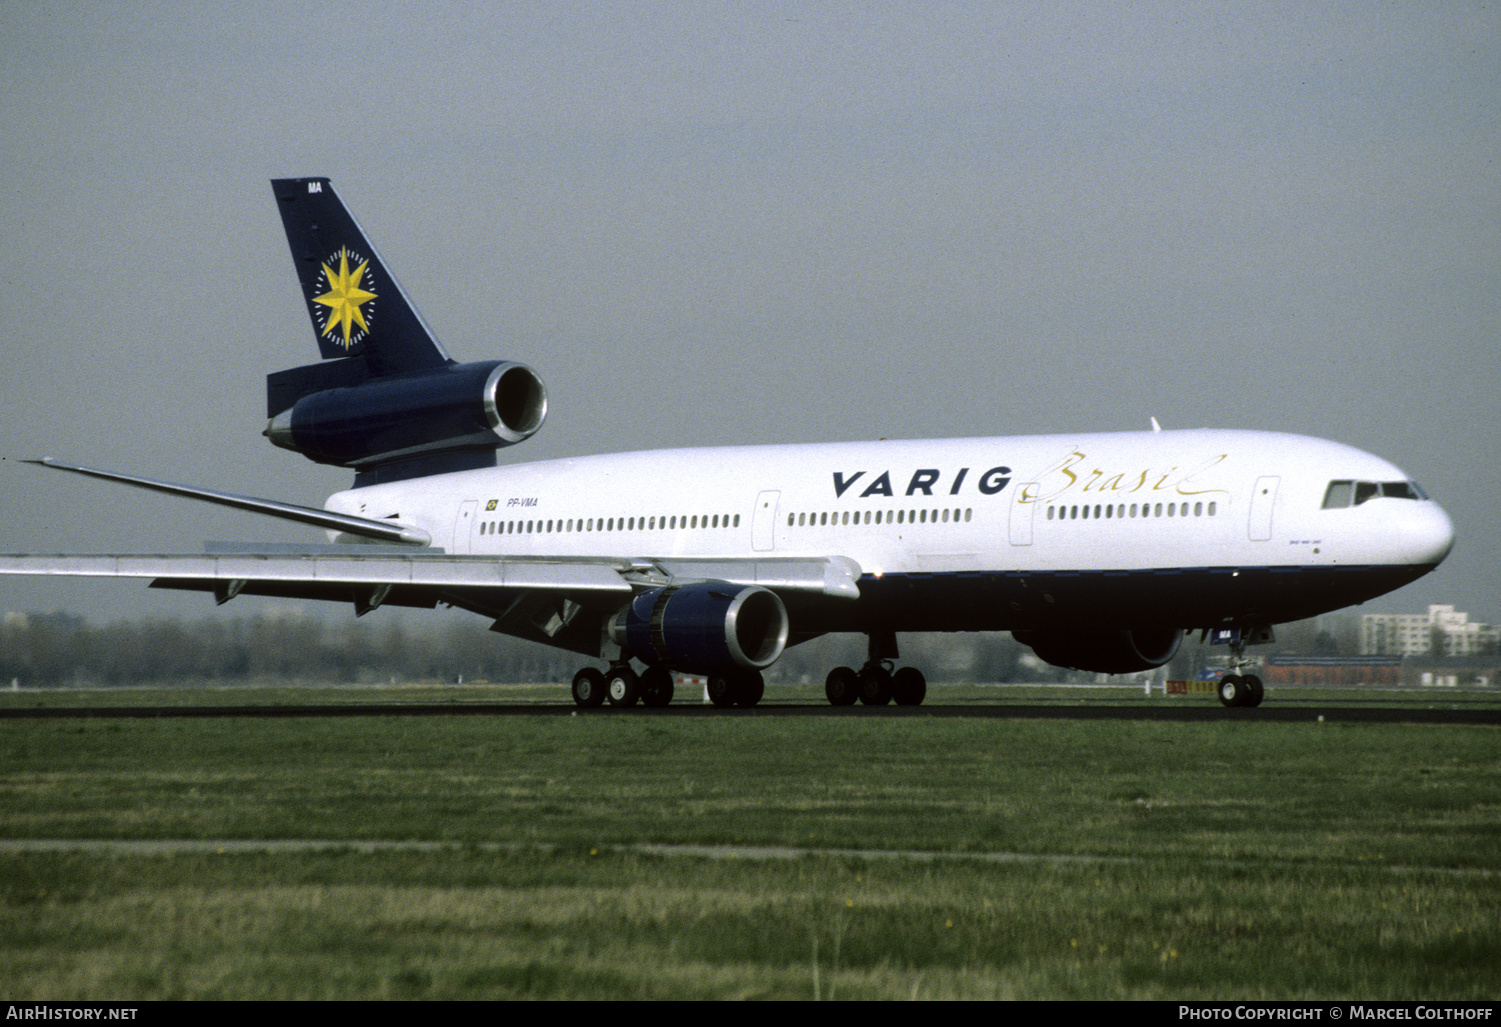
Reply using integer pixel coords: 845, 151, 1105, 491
0, 178, 1457, 710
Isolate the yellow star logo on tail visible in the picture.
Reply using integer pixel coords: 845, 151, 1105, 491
313, 248, 376, 349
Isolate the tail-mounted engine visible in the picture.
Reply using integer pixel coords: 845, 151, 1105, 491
1015, 626, 1183, 675
610, 582, 790, 674
267, 179, 549, 484
265, 358, 547, 478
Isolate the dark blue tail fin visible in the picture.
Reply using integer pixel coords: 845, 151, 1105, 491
271, 177, 450, 376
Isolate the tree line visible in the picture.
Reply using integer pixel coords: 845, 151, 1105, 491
1, 609, 1053, 687
1, 606, 1361, 688
0, 610, 576, 687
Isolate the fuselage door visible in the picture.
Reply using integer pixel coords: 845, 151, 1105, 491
1248, 476, 1279, 541
453, 499, 477, 554
752, 490, 780, 552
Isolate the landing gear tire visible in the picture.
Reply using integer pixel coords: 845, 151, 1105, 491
891, 666, 927, 706
640, 666, 675, 708
735, 669, 764, 708
858, 666, 893, 706
1219, 674, 1249, 708
708, 669, 765, 708
1242, 674, 1265, 708
606, 666, 641, 707
707, 673, 738, 709
825, 666, 859, 706
1219, 673, 1267, 708
572, 668, 606, 708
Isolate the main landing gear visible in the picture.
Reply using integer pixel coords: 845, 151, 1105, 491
570, 664, 757, 709
706, 668, 765, 709
569, 632, 931, 710
824, 664, 927, 706
824, 630, 927, 707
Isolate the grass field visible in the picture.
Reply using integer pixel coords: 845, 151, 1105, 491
1, 683, 1497, 999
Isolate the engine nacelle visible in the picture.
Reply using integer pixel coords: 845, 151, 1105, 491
265, 359, 546, 470
610, 582, 789, 674
1015, 627, 1183, 675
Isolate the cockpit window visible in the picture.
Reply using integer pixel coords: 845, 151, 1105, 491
1381, 480, 1428, 501
1322, 481, 1354, 509
1322, 480, 1429, 508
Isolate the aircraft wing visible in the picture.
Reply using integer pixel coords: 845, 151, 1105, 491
0, 551, 862, 656
0, 551, 630, 598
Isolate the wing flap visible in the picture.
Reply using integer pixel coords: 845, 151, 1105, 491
650, 556, 862, 599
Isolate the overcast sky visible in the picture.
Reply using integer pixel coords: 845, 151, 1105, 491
1, 1, 1496, 628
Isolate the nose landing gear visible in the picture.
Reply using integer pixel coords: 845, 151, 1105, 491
1214, 628, 1269, 708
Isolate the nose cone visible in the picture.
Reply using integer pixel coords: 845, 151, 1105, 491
1407, 501, 1456, 568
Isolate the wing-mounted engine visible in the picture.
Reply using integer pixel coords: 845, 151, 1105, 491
1015, 626, 1182, 675
265, 357, 547, 478
609, 582, 790, 674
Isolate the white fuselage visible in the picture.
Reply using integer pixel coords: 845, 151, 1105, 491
329, 428, 1453, 579
320, 428, 1454, 639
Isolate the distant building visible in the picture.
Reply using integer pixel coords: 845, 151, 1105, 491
1410, 659, 1495, 690
1360, 605, 1499, 657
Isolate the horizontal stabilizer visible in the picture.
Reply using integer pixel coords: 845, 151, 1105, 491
23, 458, 431, 547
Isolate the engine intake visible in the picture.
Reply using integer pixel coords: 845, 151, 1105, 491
1016, 626, 1183, 675
265, 359, 546, 470
611, 582, 789, 674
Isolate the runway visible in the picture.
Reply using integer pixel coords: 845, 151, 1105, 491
1, 701, 1496, 724
2, 837, 1493, 878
